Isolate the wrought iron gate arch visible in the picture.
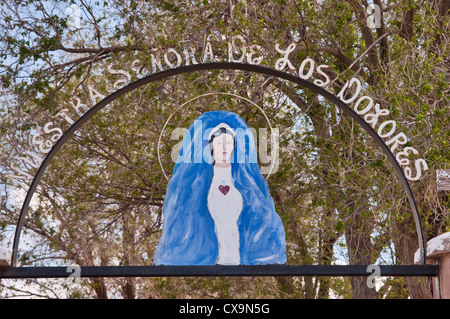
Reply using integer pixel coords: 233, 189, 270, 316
7, 62, 432, 277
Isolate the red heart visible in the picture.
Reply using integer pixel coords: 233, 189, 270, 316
219, 185, 230, 195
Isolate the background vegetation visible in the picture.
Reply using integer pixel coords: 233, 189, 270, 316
0, 0, 448, 298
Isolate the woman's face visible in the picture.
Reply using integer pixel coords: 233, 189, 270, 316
212, 133, 234, 165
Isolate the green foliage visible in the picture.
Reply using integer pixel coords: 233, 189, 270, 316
0, 0, 448, 299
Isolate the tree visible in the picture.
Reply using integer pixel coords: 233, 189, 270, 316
0, 0, 448, 299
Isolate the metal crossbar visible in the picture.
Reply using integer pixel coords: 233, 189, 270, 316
0, 265, 439, 279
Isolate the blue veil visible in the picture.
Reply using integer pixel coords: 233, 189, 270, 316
154, 111, 286, 265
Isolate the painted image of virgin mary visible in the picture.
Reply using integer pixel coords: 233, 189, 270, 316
154, 111, 286, 265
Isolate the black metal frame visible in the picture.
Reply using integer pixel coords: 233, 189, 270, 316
0, 265, 439, 279
5, 62, 429, 278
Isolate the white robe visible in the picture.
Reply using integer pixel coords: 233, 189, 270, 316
207, 165, 243, 265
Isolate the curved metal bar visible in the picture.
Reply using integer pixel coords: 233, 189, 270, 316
10, 62, 426, 267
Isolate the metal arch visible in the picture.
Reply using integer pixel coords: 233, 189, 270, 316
10, 62, 426, 268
